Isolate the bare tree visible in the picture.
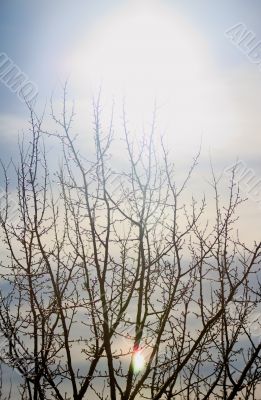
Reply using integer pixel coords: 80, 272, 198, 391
0, 89, 261, 400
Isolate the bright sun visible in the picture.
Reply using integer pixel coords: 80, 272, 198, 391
66, 0, 236, 154
72, 0, 211, 99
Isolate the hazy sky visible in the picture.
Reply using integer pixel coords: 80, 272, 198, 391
0, 1, 261, 394
0, 0, 261, 241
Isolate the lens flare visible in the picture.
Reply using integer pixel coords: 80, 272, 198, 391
133, 350, 145, 373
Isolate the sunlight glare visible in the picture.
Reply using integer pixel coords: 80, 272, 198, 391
133, 350, 145, 373
65, 0, 236, 155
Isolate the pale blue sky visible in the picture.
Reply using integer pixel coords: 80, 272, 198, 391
0, 0, 261, 240
1, 0, 261, 113
0, 0, 261, 110
0, 2, 261, 395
